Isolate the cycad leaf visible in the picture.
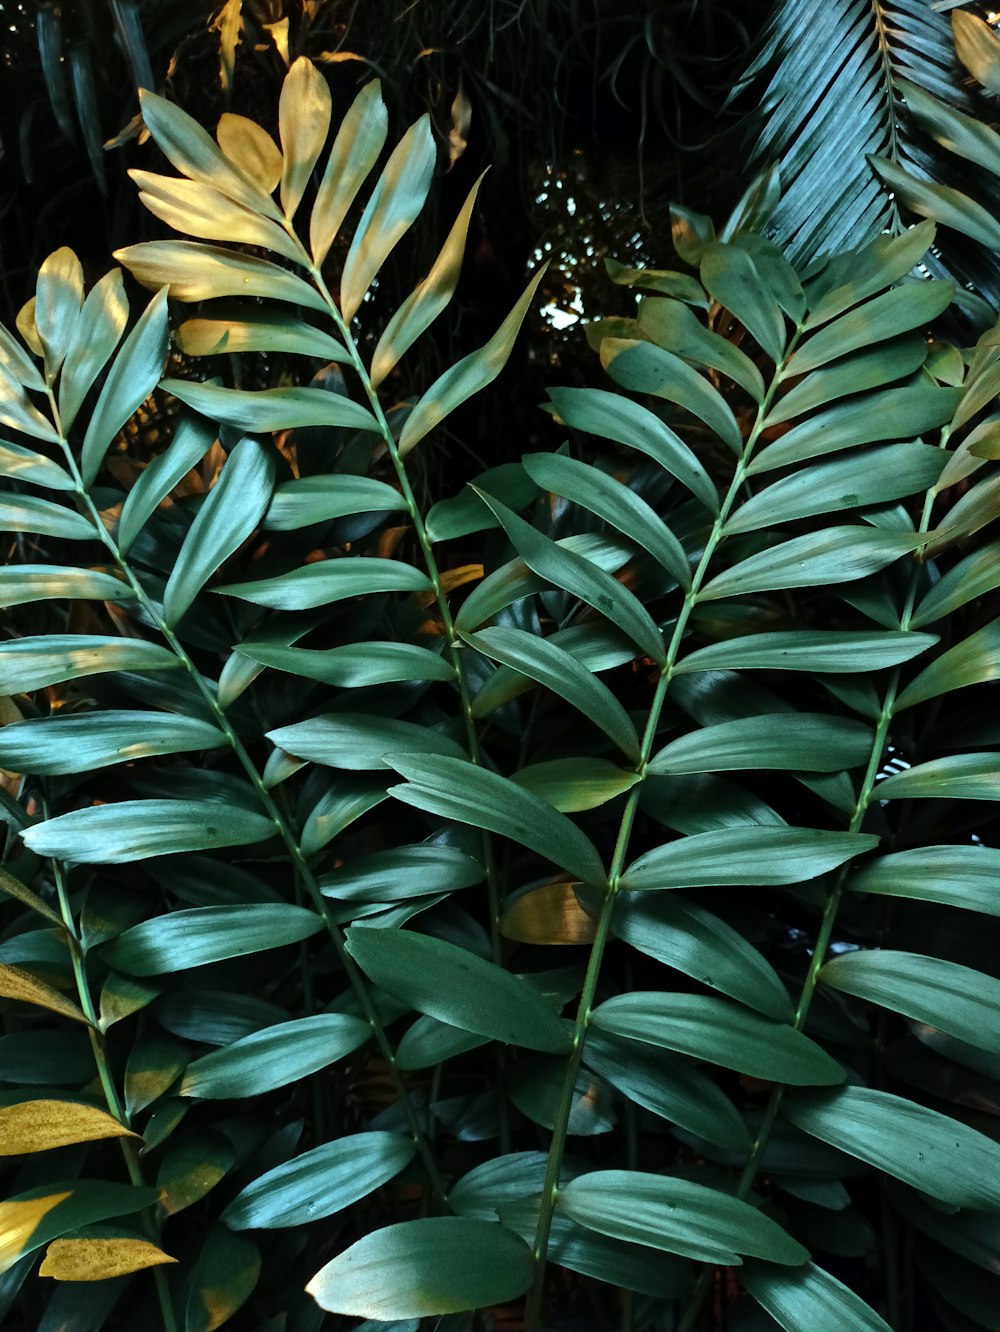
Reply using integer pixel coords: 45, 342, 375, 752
263, 475, 404, 529
35, 247, 83, 379
638, 295, 765, 401
649, 712, 872, 776
0, 439, 74, 490
103, 904, 323, 975
57, 268, 129, 430
849, 845, 1000, 916
700, 242, 786, 362
115, 241, 324, 311
621, 826, 877, 888
175, 309, 348, 361
118, 413, 216, 555
218, 557, 430, 610
677, 629, 936, 674
310, 80, 388, 265
601, 338, 743, 452
278, 58, 331, 219
161, 380, 378, 434
700, 528, 922, 600
216, 114, 283, 193
0, 635, 180, 695
743, 1260, 892, 1332
163, 436, 275, 625
131, 171, 302, 261
267, 713, 466, 770
895, 619, 1000, 709
181, 1014, 368, 1098
0, 711, 223, 775
766, 338, 927, 424
877, 753, 1000, 801
789, 282, 955, 376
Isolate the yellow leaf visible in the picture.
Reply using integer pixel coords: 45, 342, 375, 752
0, 962, 89, 1024
447, 85, 472, 169
0, 1101, 136, 1156
16, 299, 42, 356
40, 1236, 176, 1281
0, 867, 64, 926
502, 881, 597, 945
217, 114, 282, 194
0, 1193, 72, 1273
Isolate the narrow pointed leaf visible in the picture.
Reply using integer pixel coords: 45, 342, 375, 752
263, 474, 403, 529
877, 753, 1000, 801
40, 1235, 175, 1282
180, 1014, 369, 1098
510, 758, 640, 813
218, 557, 430, 609
310, 80, 388, 264
0, 495, 96, 540
115, 241, 324, 310
216, 114, 282, 192
131, 171, 302, 260
849, 846, 1000, 916
602, 338, 743, 451
0, 440, 74, 490
0, 636, 181, 695
0, 964, 88, 1024
872, 157, 1000, 250
22, 800, 277, 864
638, 295, 765, 401
650, 713, 873, 776
766, 338, 928, 425
701, 242, 786, 362
118, 413, 216, 555
0, 1101, 135, 1156
0, 1182, 159, 1275
789, 281, 955, 376
267, 713, 466, 769
278, 58, 331, 218
0, 363, 60, 442
677, 630, 937, 675
0, 317, 45, 391
622, 827, 876, 890
0, 711, 223, 775
185, 1227, 260, 1332
35, 247, 83, 379
103, 903, 323, 975
176, 309, 348, 361
701, 528, 922, 601
896, 619, 1000, 709
58, 268, 128, 429
238, 640, 452, 687
913, 541, 1000, 625
161, 380, 377, 434
321, 844, 483, 903
742, 1260, 892, 1332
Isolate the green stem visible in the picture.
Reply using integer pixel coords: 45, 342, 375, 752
524, 334, 801, 1330
48, 403, 447, 1205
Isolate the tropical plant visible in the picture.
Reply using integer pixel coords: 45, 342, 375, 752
2, 44, 1000, 1332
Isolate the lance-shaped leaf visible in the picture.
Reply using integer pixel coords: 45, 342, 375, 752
278, 58, 331, 218
601, 337, 743, 451
39, 1235, 176, 1282
263, 474, 404, 529
35, 247, 83, 380
267, 713, 467, 770
621, 827, 876, 890
463, 625, 640, 760
638, 295, 765, 401
546, 386, 718, 512
477, 491, 665, 663
225, 1132, 416, 1229
103, 903, 323, 975
306, 1218, 535, 1318
321, 844, 483, 903
0, 1101, 135, 1156
0, 711, 223, 775
162, 380, 378, 434
803, 223, 937, 329
912, 541, 1000, 626
849, 845, 1000, 916
386, 753, 608, 886
138, 88, 283, 219
0, 316, 45, 390
510, 758, 640, 813
185, 1227, 260, 1332
0, 635, 180, 695
0, 868, 63, 926
591, 993, 843, 1084
791, 281, 956, 377
180, 1014, 369, 1098
176, 309, 348, 361
701, 528, 923, 601
522, 451, 690, 588
398, 268, 546, 456
877, 753, 1000, 801
130, 171, 302, 261
115, 241, 324, 310
58, 268, 128, 429
0, 440, 74, 490
742, 1260, 892, 1332
558, 1170, 808, 1265
0, 964, 88, 1024
872, 156, 1000, 250
216, 113, 283, 192
0, 362, 60, 442
346, 925, 570, 1053
614, 894, 793, 1020
340, 115, 437, 320
163, 436, 275, 625
896, 619, 1000, 710
80, 288, 169, 487
21, 799, 277, 864
117, 413, 216, 554
239, 641, 452, 688
701, 242, 786, 362
766, 338, 927, 425
785, 1086, 1000, 1208
0, 1182, 159, 1276
649, 713, 872, 776
0, 495, 97, 540
676, 630, 937, 675
311, 80, 388, 264
218, 557, 430, 610
821, 951, 1000, 1054
371, 174, 484, 387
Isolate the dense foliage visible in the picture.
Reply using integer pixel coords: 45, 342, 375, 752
3, 7, 1000, 1332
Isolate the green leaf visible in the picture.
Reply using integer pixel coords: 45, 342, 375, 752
477, 491, 665, 663
306, 1218, 535, 1318
546, 386, 718, 512
621, 827, 876, 890
267, 714, 466, 770
185, 1226, 260, 1332
508, 1056, 615, 1135
35, 247, 83, 380
701, 242, 786, 362
521, 451, 690, 588
300, 776, 388, 857
649, 713, 873, 776
742, 1260, 892, 1332
125, 1033, 189, 1117
0, 1181, 159, 1275
510, 758, 640, 813
80, 288, 169, 487
345, 925, 570, 1053
163, 437, 275, 625
849, 846, 1000, 916
162, 379, 378, 435
321, 844, 483, 903
896, 619, 1000, 709
224, 1131, 416, 1229
218, 556, 430, 609
0, 494, 97, 540
614, 893, 793, 1020
176, 309, 348, 361
340, 116, 437, 321
793, 281, 957, 377
785, 1085, 1000, 1208
804, 223, 937, 328
0, 635, 181, 695
115, 241, 324, 310
871, 157, 1000, 250
676, 630, 937, 675
278, 58, 331, 219
0, 566, 135, 610
386, 753, 608, 886
117, 413, 216, 555
130, 171, 303, 261
584, 1027, 751, 1150
0, 315, 45, 391
464, 626, 640, 759
601, 338, 743, 451
399, 268, 546, 457
426, 462, 537, 541
638, 295, 764, 401
103, 903, 323, 975
58, 268, 129, 430
590, 993, 843, 1085
22, 799, 277, 864
557, 1170, 808, 1265
877, 753, 1000, 801
766, 338, 927, 425
310, 79, 388, 265
701, 528, 922, 601
953, 9, 1000, 94
371, 174, 484, 387
913, 541, 1000, 626
240, 640, 451, 688
180, 1013, 369, 1098
0, 867, 63, 926
0, 363, 60, 442
821, 950, 1000, 1055
396, 1015, 489, 1069
0, 439, 74, 490
607, 256, 708, 305
158, 1129, 234, 1215
0, 711, 223, 775
263, 474, 404, 529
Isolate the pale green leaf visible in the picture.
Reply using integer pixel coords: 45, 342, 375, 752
311, 80, 388, 265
